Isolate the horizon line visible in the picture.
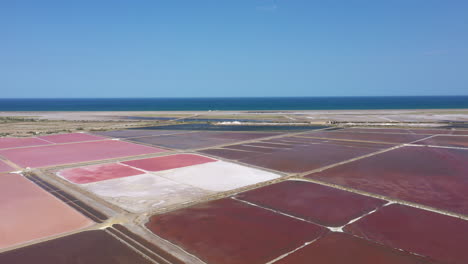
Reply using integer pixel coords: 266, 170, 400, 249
2, 95, 468, 100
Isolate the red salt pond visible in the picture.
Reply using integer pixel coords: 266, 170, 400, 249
201, 138, 390, 173
200, 148, 257, 160
344, 204, 468, 264
0, 173, 93, 249
129, 134, 228, 149
299, 131, 428, 144
127, 131, 281, 150
146, 198, 327, 264
93, 129, 188, 139
246, 142, 294, 149
417, 135, 468, 148
342, 128, 457, 135
453, 130, 468, 135
308, 146, 468, 215
236, 180, 386, 227
224, 144, 280, 153
122, 154, 216, 172
0, 137, 51, 149
58, 163, 143, 184
38, 133, 106, 143
0, 230, 155, 264
349, 128, 468, 136
275, 232, 436, 264
0, 140, 165, 168
207, 132, 282, 140
0, 160, 14, 172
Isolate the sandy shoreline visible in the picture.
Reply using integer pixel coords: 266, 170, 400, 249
2, 109, 468, 120
1, 109, 467, 137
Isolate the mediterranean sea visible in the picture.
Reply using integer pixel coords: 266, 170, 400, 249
0, 96, 467, 111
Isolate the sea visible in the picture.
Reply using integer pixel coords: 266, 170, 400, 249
0, 96, 467, 111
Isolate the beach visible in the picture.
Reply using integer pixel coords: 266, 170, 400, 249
1, 109, 467, 136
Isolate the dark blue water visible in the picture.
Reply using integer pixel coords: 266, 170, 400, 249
0, 96, 467, 111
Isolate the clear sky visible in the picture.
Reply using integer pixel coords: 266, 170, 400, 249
1, 0, 467, 98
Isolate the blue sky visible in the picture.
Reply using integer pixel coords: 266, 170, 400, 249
1, 0, 467, 98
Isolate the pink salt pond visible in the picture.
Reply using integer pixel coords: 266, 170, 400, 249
38, 133, 106, 144
0, 140, 165, 168
0, 133, 106, 150
59, 163, 143, 184
0, 173, 93, 249
57, 154, 280, 212
0, 160, 14, 173
0, 137, 51, 149
59, 154, 217, 184
122, 154, 216, 172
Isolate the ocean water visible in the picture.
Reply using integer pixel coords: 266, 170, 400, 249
0, 96, 467, 111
